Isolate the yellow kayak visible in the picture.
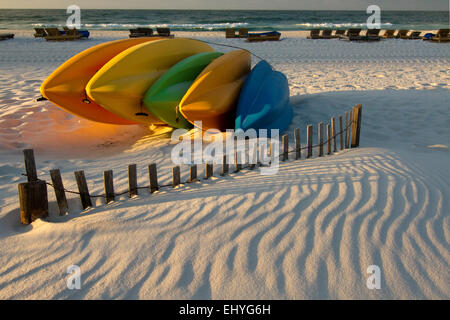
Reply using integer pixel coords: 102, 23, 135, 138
179, 49, 251, 131
40, 37, 160, 124
86, 38, 214, 125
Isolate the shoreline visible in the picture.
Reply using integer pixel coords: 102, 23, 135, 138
2, 29, 440, 39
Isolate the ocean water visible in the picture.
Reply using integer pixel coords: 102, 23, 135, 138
0, 9, 448, 31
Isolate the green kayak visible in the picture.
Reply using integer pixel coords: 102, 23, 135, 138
143, 51, 223, 129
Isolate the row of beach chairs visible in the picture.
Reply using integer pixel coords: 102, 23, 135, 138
129, 28, 173, 38
0, 33, 14, 41
307, 29, 449, 42
225, 28, 281, 42
225, 28, 248, 38
34, 27, 89, 41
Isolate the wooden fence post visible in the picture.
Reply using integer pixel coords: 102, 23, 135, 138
103, 170, 115, 204
221, 155, 228, 176
318, 122, 324, 157
346, 110, 352, 149
190, 164, 197, 182
351, 104, 362, 148
23, 149, 38, 182
331, 117, 337, 152
306, 125, 313, 158
173, 166, 180, 187
235, 151, 241, 172
18, 181, 48, 224
74, 170, 92, 209
339, 115, 344, 151
205, 163, 213, 179
148, 163, 158, 193
50, 169, 68, 216
294, 128, 301, 160
282, 134, 289, 161
18, 149, 48, 224
345, 111, 349, 149
249, 145, 257, 169
327, 124, 331, 155
128, 164, 138, 198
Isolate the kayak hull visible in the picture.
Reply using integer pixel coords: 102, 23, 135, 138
235, 60, 293, 136
143, 52, 223, 129
179, 50, 251, 131
40, 37, 161, 124
86, 38, 214, 125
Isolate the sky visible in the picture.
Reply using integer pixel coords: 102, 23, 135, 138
0, 0, 448, 10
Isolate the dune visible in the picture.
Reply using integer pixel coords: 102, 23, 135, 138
0, 30, 448, 299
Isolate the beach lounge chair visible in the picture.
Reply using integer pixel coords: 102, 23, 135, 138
33, 28, 46, 37
332, 30, 346, 38
430, 29, 450, 42
407, 31, 422, 40
63, 27, 90, 39
44, 27, 81, 41
381, 29, 395, 38
319, 29, 332, 39
247, 31, 281, 42
238, 28, 248, 38
225, 28, 236, 38
339, 28, 362, 41
156, 27, 172, 37
307, 29, 320, 39
396, 30, 409, 39
0, 33, 14, 41
129, 28, 153, 38
364, 29, 381, 41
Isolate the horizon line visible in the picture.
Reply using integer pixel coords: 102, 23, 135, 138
0, 8, 448, 12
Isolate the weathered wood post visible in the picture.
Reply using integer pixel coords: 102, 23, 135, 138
339, 115, 344, 150
281, 134, 289, 161
318, 122, 324, 157
173, 166, 180, 187
190, 164, 197, 182
294, 128, 301, 160
331, 117, 337, 152
205, 163, 213, 179
258, 145, 265, 166
18, 149, 48, 224
306, 125, 313, 158
148, 163, 158, 193
327, 124, 331, 155
351, 104, 362, 148
234, 151, 241, 172
345, 111, 349, 149
346, 110, 352, 149
23, 149, 37, 181
74, 170, 92, 210
128, 164, 138, 198
249, 145, 257, 169
50, 169, 68, 216
221, 155, 228, 176
103, 170, 115, 204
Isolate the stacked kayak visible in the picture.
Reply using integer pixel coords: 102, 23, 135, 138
143, 51, 224, 129
40, 37, 162, 124
235, 60, 293, 136
180, 49, 251, 131
86, 38, 214, 125
41, 38, 293, 134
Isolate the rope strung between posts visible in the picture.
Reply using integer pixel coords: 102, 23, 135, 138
21, 121, 353, 199
195, 39, 266, 62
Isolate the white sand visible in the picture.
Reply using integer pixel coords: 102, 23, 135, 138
0, 30, 449, 299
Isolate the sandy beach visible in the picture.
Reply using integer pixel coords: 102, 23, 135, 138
0, 30, 449, 299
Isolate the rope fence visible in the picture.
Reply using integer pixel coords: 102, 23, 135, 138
17, 104, 362, 224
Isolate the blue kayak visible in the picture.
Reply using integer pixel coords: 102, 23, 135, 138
235, 60, 293, 137
61, 30, 90, 38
